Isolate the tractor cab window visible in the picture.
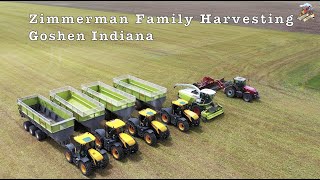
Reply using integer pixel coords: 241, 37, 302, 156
200, 93, 212, 104
235, 79, 246, 87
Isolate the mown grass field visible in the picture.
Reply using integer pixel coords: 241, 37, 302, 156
0, 2, 319, 179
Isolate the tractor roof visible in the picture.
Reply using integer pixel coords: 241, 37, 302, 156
105, 119, 126, 129
139, 108, 157, 117
74, 132, 96, 145
234, 76, 246, 82
172, 99, 188, 106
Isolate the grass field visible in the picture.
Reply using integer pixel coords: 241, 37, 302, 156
0, 2, 320, 179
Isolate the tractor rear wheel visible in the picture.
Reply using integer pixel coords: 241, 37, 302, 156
243, 93, 253, 102
225, 86, 236, 98
127, 122, 138, 136
144, 132, 157, 146
111, 146, 125, 160
29, 125, 38, 136
23, 121, 32, 131
177, 120, 189, 132
35, 130, 46, 141
65, 150, 73, 163
79, 161, 92, 176
160, 111, 171, 124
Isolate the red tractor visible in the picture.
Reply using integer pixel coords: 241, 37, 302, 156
224, 77, 259, 102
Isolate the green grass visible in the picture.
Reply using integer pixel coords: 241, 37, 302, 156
305, 74, 320, 90
0, 2, 320, 179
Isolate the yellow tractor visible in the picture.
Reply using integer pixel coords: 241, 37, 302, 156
160, 99, 200, 132
64, 132, 109, 176
94, 119, 139, 160
127, 108, 170, 146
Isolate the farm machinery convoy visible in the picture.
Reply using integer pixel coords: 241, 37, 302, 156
17, 74, 260, 176
193, 76, 260, 102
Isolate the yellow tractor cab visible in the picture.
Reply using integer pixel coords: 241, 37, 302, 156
127, 108, 170, 146
160, 99, 200, 132
93, 119, 139, 160
65, 132, 109, 176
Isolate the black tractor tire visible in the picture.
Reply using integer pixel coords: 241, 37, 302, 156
225, 86, 236, 98
193, 119, 201, 127
243, 92, 253, 102
144, 132, 157, 146
35, 130, 46, 141
23, 121, 32, 131
101, 153, 109, 168
64, 150, 73, 163
135, 100, 144, 111
132, 143, 139, 153
127, 121, 138, 136
29, 125, 38, 136
79, 161, 93, 176
160, 111, 171, 125
191, 104, 201, 116
177, 120, 190, 132
95, 137, 104, 150
111, 146, 125, 160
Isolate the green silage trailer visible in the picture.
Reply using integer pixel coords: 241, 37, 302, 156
113, 75, 167, 110
49, 86, 105, 131
81, 81, 136, 120
17, 95, 75, 144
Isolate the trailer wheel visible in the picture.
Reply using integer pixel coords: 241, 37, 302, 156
144, 132, 157, 146
35, 130, 45, 141
23, 121, 32, 131
225, 86, 236, 98
65, 150, 73, 163
111, 146, 125, 160
177, 120, 189, 132
243, 93, 253, 102
29, 125, 37, 136
160, 111, 171, 124
79, 161, 92, 176
127, 122, 137, 136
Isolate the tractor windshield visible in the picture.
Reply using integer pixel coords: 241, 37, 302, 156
147, 115, 155, 121
115, 127, 125, 134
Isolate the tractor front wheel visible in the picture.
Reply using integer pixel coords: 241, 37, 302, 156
79, 161, 92, 176
144, 132, 157, 146
111, 146, 125, 160
127, 122, 138, 136
177, 120, 190, 132
191, 104, 201, 116
101, 153, 109, 168
160, 111, 171, 125
65, 150, 73, 163
243, 93, 253, 102
225, 86, 236, 98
